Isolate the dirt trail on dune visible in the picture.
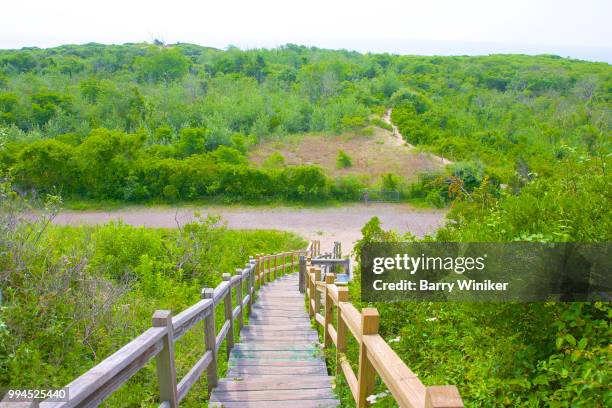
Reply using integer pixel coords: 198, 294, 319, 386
53, 204, 446, 254
384, 108, 453, 165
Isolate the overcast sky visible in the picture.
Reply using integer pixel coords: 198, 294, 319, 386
2, 0, 611, 62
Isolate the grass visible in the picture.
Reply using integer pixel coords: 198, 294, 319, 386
249, 127, 447, 182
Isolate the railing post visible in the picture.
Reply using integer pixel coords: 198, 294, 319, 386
298, 255, 306, 293
324, 275, 335, 349
235, 268, 244, 329
425, 386, 464, 408
291, 252, 295, 274
152, 310, 178, 408
335, 286, 349, 374
273, 254, 278, 280
307, 266, 316, 317
248, 257, 255, 313
357, 308, 379, 407
202, 288, 218, 393
222, 273, 234, 359
256, 254, 262, 289
313, 267, 322, 314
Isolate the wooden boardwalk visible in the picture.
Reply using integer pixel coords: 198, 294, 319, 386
210, 273, 339, 407
44, 243, 463, 408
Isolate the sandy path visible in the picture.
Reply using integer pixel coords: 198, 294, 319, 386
53, 204, 446, 254
384, 108, 453, 165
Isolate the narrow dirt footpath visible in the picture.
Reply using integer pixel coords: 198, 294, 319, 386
53, 204, 446, 254
383, 108, 453, 165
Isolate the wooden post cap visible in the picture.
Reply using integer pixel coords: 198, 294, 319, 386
201, 288, 213, 299
222, 273, 231, 281
361, 308, 380, 335
425, 386, 464, 408
337, 286, 349, 301
325, 274, 335, 284
152, 310, 172, 327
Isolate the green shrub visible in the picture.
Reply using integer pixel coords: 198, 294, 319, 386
336, 149, 352, 168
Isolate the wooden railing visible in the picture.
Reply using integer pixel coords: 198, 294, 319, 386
302, 250, 464, 408
41, 249, 310, 408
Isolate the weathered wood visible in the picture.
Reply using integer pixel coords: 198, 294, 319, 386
324, 274, 335, 349
222, 273, 234, 359
227, 365, 329, 376
357, 308, 379, 407
176, 351, 213, 402
215, 376, 332, 391
425, 386, 464, 408
208, 400, 338, 408
202, 288, 218, 393
152, 310, 178, 408
210, 388, 336, 402
47, 242, 461, 408
298, 255, 306, 293
235, 268, 244, 330
216, 320, 231, 355
313, 268, 321, 315
39, 327, 165, 407
171, 298, 213, 341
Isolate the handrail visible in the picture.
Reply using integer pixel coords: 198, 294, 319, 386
42, 249, 307, 407
39, 239, 462, 407
302, 242, 464, 408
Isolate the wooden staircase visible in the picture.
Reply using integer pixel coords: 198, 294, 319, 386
209, 273, 339, 407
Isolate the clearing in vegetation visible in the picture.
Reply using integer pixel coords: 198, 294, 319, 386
249, 126, 446, 182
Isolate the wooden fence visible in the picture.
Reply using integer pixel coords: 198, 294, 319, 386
41, 248, 315, 408
42, 239, 463, 407
302, 252, 464, 408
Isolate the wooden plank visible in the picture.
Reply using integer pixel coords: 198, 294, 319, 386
222, 273, 234, 359
240, 324, 312, 332
252, 304, 305, 311
171, 299, 212, 340
339, 302, 362, 342
229, 359, 326, 367
251, 310, 307, 318
152, 310, 178, 408
234, 343, 318, 351
336, 286, 349, 373
176, 351, 212, 402
239, 332, 318, 340
227, 365, 329, 376
210, 388, 335, 402
340, 356, 359, 403
315, 313, 325, 327
208, 399, 339, 408
358, 309, 379, 407
41, 327, 166, 407
216, 376, 331, 391
363, 334, 426, 408
327, 324, 338, 346
213, 281, 230, 306
202, 288, 218, 393
230, 350, 321, 360
215, 320, 231, 356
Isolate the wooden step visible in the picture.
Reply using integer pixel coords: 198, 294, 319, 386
216, 376, 333, 391
227, 365, 329, 376
210, 388, 336, 403
209, 399, 339, 407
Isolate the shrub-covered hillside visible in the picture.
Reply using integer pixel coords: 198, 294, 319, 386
0, 43, 609, 204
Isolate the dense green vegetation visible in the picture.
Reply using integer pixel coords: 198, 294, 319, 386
0, 186, 305, 406
0, 42, 610, 406
0, 43, 609, 205
344, 150, 611, 406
